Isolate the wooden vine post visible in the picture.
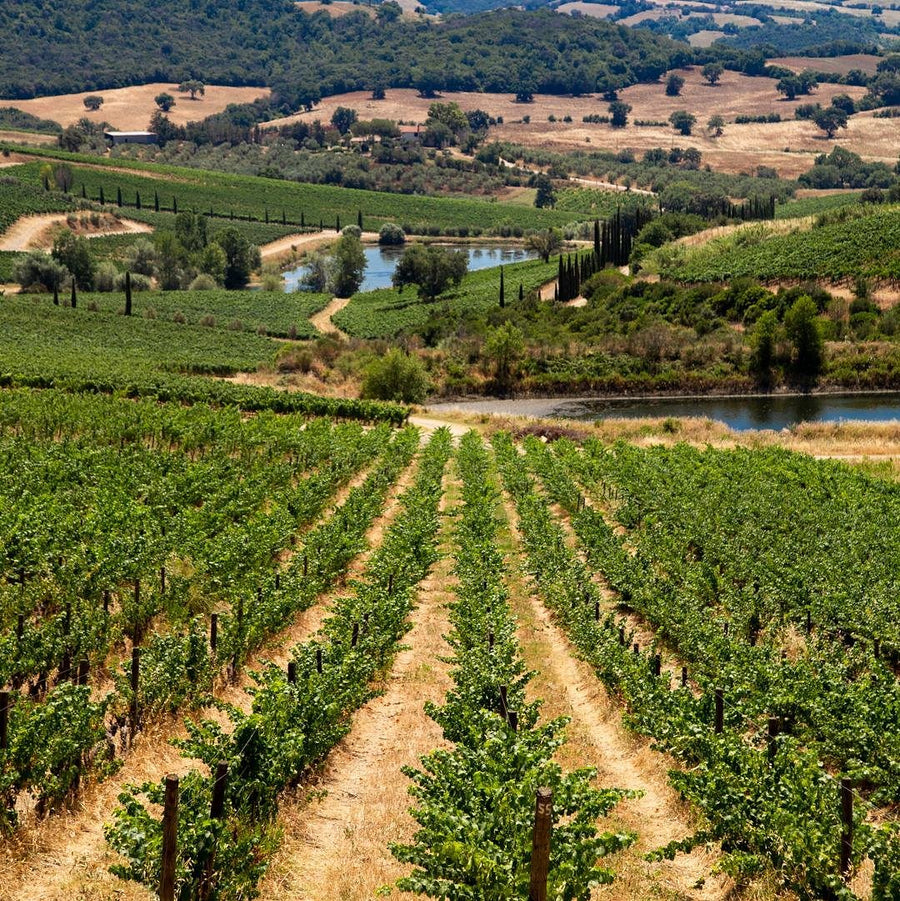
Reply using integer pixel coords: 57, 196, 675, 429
0, 690, 9, 751
840, 778, 853, 879
130, 647, 140, 735
714, 687, 724, 734
159, 774, 179, 901
529, 787, 553, 901
199, 762, 229, 901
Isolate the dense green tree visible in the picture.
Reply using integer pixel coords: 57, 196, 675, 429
155, 92, 176, 112
213, 227, 261, 290
534, 174, 557, 209
51, 230, 94, 290
707, 114, 725, 137
669, 110, 696, 135
784, 295, 823, 381
750, 309, 778, 386
83, 95, 104, 111
393, 244, 468, 301
328, 232, 366, 297
608, 101, 631, 128
701, 62, 724, 85
665, 73, 685, 96
330, 106, 357, 135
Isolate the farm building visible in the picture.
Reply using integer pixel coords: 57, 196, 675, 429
104, 131, 158, 145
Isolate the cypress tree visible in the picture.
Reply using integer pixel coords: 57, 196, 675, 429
282, 210, 286, 225
70, 280, 77, 309
124, 271, 133, 317
593, 219, 601, 259
154, 191, 160, 213
357, 210, 363, 230
301, 212, 305, 227
265, 208, 269, 224
173, 197, 178, 214
553, 283, 559, 303
116, 186, 122, 207
136, 191, 141, 210
99, 186, 105, 205
53, 285, 59, 306
499, 265, 505, 308
80, 184, 86, 199
336, 215, 341, 232
518, 283, 524, 303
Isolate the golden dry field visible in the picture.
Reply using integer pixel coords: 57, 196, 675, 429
4, 84, 271, 131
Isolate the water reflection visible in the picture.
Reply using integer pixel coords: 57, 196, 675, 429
551, 393, 900, 431
283, 243, 536, 293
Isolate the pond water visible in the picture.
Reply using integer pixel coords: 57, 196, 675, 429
435, 392, 900, 432
283, 243, 538, 293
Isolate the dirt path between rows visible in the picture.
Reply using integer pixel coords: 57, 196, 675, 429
259, 230, 379, 263
255, 466, 458, 901
497, 492, 728, 901
0, 214, 151, 252
0, 458, 395, 901
308, 296, 350, 339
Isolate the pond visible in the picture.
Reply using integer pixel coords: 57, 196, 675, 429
283, 243, 538, 293
434, 392, 900, 432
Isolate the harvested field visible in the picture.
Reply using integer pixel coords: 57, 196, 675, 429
735, 0, 900, 23
0, 131, 58, 147
688, 29, 725, 46
3, 84, 271, 131
770, 53, 881, 75
556, 1, 618, 17
295, 0, 375, 16
267, 71, 880, 177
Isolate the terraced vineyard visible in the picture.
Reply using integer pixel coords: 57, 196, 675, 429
1, 388, 897, 900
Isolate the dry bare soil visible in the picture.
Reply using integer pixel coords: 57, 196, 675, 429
267, 68, 884, 177
4, 84, 271, 132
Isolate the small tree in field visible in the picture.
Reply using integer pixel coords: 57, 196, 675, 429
812, 105, 848, 139
707, 114, 725, 137
609, 101, 632, 128
331, 106, 358, 135
669, 110, 696, 136
83, 95, 104, 111
155, 93, 176, 112
524, 228, 562, 262
702, 62, 724, 85
665, 73, 685, 97
178, 79, 205, 100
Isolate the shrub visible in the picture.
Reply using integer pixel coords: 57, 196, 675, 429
114, 272, 151, 292
189, 273, 218, 291
361, 349, 430, 403
13, 252, 70, 292
93, 261, 119, 292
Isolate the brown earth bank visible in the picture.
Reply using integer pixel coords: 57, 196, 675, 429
3, 84, 271, 132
